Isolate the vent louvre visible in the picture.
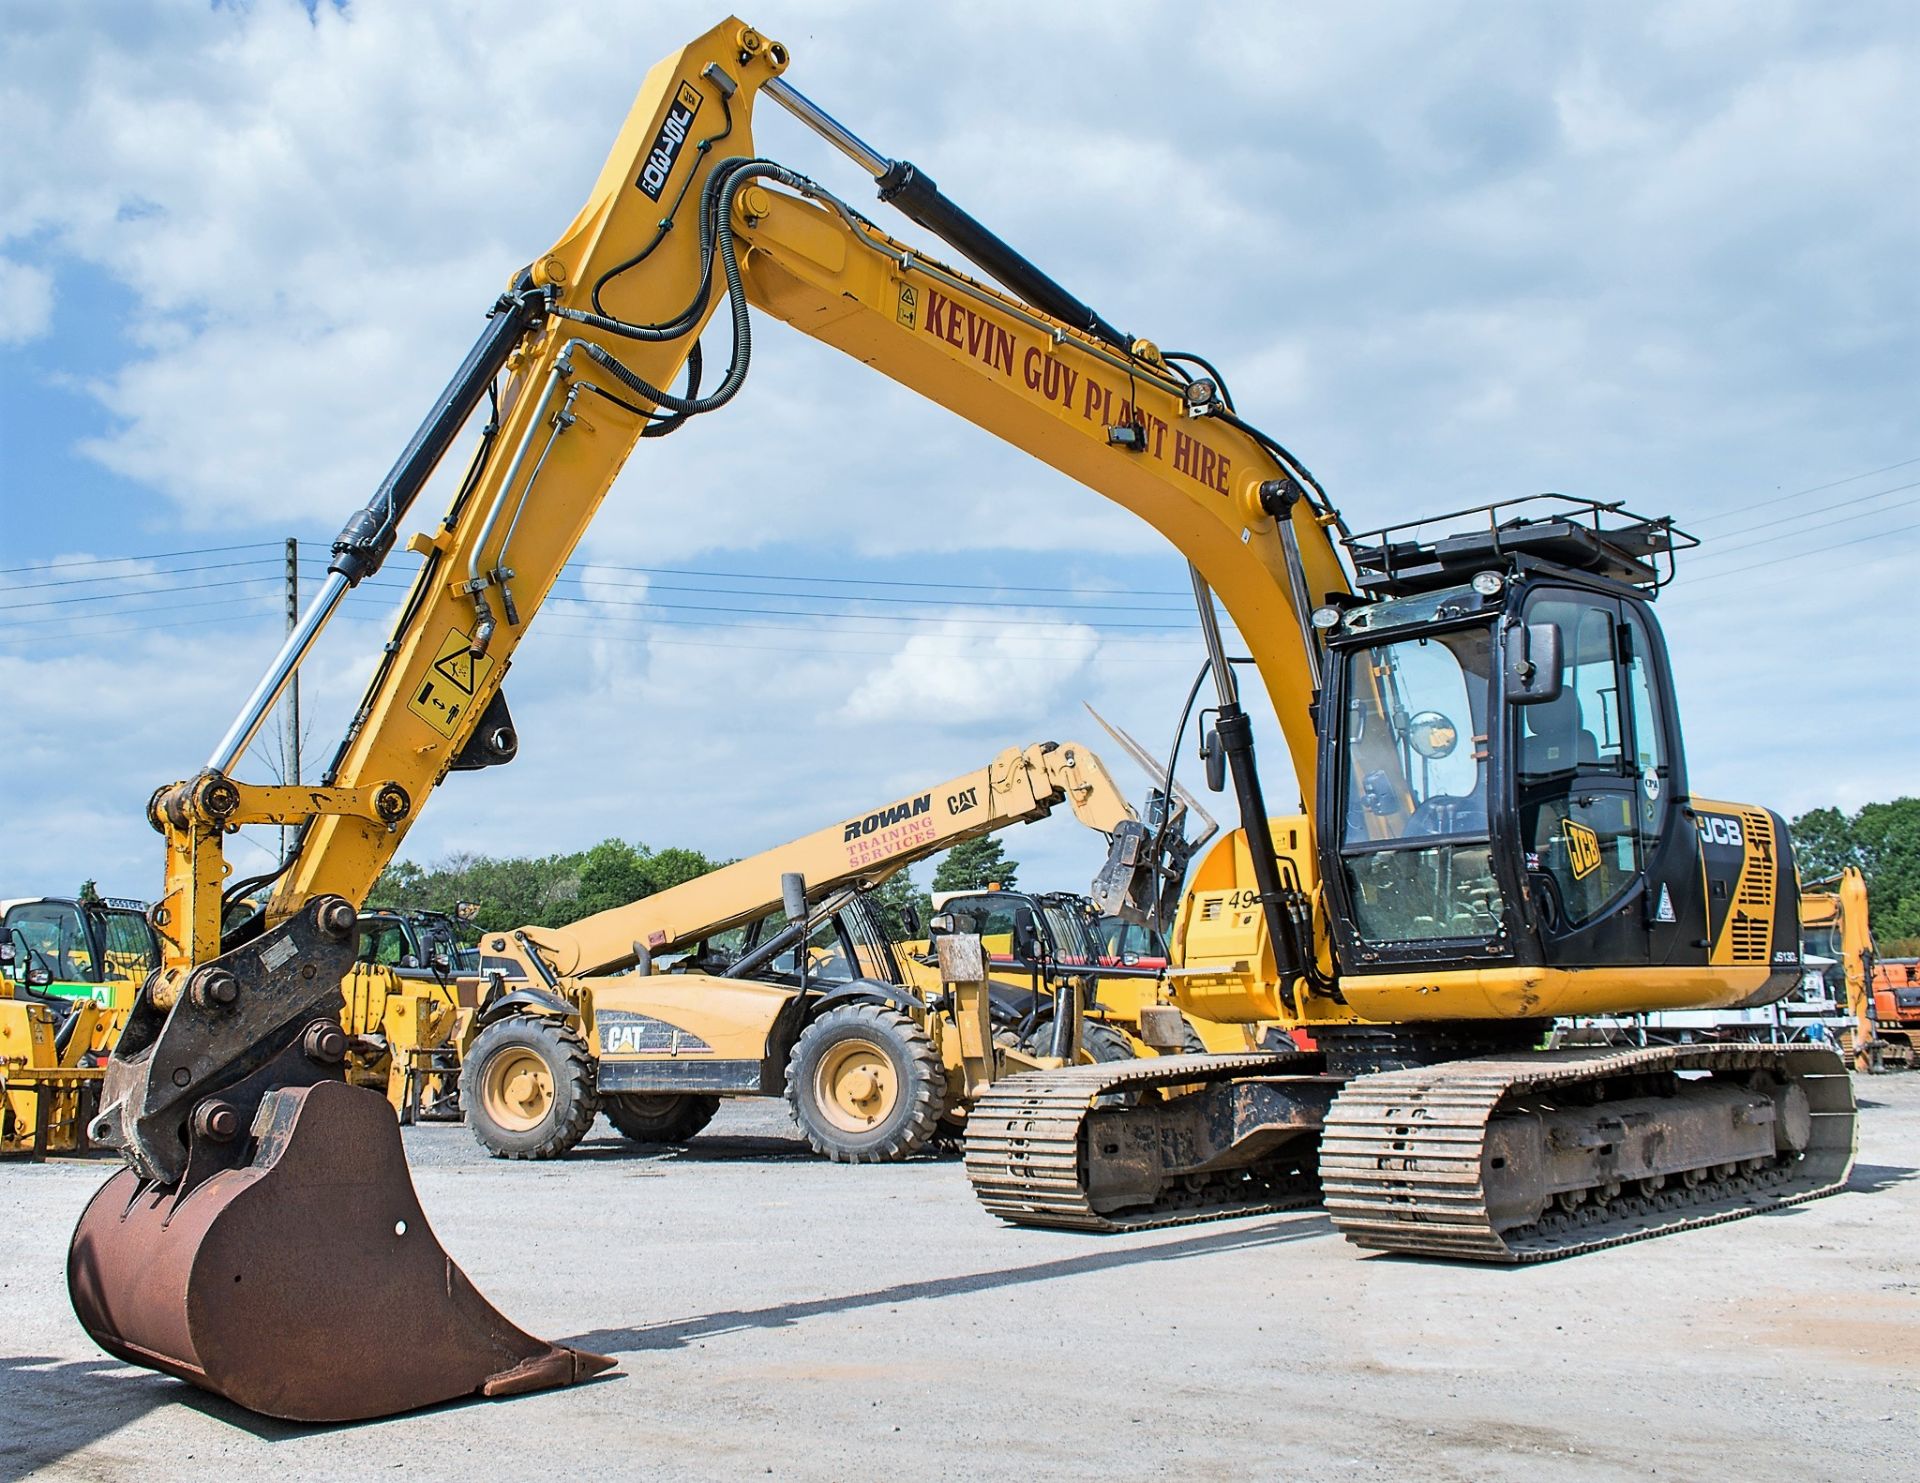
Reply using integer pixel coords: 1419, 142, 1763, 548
1728, 809, 1776, 963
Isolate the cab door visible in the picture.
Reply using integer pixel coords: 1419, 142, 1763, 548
1514, 590, 1699, 968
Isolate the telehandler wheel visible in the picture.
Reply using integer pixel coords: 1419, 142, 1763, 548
786, 1003, 945, 1164
603, 1092, 721, 1145
462, 1015, 599, 1160
1084, 1021, 1143, 1063
1015, 1018, 1137, 1064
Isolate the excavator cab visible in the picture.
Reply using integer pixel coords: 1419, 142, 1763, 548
1316, 498, 1800, 1018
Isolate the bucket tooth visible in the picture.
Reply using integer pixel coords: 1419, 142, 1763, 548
68, 1079, 613, 1423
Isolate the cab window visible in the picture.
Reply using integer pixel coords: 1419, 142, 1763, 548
98, 910, 159, 980
1337, 622, 1505, 946
6, 903, 95, 982
1518, 593, 1643, 929
356, 920, 414, 968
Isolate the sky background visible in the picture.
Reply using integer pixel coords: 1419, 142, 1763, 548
1, 0, 1915, 910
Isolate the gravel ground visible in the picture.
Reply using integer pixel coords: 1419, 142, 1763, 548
4, 1075, 1916, 1482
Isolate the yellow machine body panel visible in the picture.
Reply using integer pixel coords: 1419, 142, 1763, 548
585, 973, 799, 1067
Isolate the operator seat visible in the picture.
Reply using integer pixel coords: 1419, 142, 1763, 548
1520, 690, 1599, 777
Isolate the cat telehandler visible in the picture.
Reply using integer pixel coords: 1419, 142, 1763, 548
68, 17, 1855, 1424
457, 738, 1188, 1162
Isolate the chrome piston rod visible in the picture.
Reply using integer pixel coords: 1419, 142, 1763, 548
206, 571, 350, 775
762, 77, 890, 178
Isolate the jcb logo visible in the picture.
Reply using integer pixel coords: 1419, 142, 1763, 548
636, 82, 703, 201
1565, 819, 1602, 880
1696, 815, 1745, 849
947, 786, 978, 816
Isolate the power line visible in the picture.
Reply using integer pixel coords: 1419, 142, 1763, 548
0, 592, 280, 632
1687, 521, 1920, 584
0, 605, 282, 649
1688, 494, 1920, 564
0, 542, 278, 577
0, 556, 282, 594
1691, 478, 1920, 546
0, 573, 286, 615
1684, 456, 1920, 525
294, 542, 1193, 599
293, 560, 1194, 615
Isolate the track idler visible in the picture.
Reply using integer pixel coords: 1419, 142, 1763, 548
69, 1079, 614, 1422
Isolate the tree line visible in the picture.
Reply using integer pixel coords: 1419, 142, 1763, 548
371, 833, 1023, 940
1790, 798, 1919, 953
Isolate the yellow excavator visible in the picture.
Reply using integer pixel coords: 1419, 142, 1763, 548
1800, 868, 1884, 1069
69, 18, 1856, 1425
458, 738, 1188, 1161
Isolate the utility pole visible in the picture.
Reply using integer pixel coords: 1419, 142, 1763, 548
282, 537, 301, 865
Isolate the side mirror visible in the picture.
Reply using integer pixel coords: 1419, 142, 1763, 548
429, 949, 451, 973
27, 967, 52, 988
1505, 620, 1564, 704
0, 941, 14, 966
781, 871, 808, 924
399, 954, 419, 969
455, 900, 480, 922
900, 901, 922, 938
928, 912, 955, 937
1201, 728, 1227, 792
1011, 907, 1043, 964
1123, 952, 1140, 966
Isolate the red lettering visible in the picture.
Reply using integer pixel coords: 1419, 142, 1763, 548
1081, 377, 1104, 422
923, 287, 947, 342
945, 305, 965, 349
965, 308, 988, 361
1196, 445, 1216, 489
1022, 345, 1042, 391
991, 326, 1015, 375
1173, 429, 1194, 476
1215, 453, 1231, 495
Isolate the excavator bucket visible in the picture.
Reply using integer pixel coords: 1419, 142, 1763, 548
68, 1079, 613, 1423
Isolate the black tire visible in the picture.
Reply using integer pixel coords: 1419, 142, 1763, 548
603, 1092, 721, 1145
1018, 1017, 1139, 1064
461, 1015, 598, 1160
1082, 1020, 1139, 1064
786, 1003, 945, 1163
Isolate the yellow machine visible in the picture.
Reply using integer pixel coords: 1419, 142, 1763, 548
458, 739, 1183, 1162
69, 18, 1856, 1424
1800, 868, 1884, 1069
339, 905, 478, 1120
1, 894, 157, 1156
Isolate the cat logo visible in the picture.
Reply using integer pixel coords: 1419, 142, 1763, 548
1565, 818, 1602, 880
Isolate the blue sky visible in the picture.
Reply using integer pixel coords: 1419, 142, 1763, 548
1, 0, 1915, 906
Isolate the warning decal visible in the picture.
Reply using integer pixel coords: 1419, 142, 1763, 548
408, 626, 495, 739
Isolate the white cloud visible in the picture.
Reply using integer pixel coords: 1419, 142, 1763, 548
0, 256, 52, 345
0, 0, 1914, 900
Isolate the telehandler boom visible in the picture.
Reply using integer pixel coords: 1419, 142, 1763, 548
72, 17, 1854, 1424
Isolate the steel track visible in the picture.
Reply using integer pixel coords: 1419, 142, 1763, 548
963, 1052, 1320, 1232
1319, 1043, 1857, 1263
